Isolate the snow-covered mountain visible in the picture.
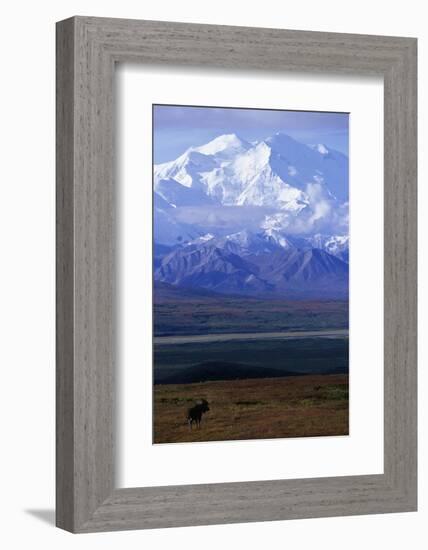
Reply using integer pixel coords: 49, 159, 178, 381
153, 132, 349, 298
154, 132, 347, 206
154, 132, 348, 246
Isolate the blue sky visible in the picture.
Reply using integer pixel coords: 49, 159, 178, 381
153, 104, 349, 164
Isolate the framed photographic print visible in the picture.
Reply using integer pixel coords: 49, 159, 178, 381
151, 104, 350, 445
56, 17, 417, 532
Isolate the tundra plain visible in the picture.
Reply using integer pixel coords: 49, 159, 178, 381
153, 374, 349, 444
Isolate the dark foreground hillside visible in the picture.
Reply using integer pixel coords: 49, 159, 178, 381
154, 336, 348, 384
153, 374, 349, 444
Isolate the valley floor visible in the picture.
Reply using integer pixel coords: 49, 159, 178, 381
154, 287, 349, 336
153, 374, 349, 444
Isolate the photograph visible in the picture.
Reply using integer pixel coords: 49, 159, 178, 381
152, 104, 349, 444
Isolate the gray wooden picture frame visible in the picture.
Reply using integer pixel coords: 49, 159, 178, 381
56, 16, 417, 533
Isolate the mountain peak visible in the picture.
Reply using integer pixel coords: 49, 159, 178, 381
216, 133, 244, 143
194, 133, 250, 156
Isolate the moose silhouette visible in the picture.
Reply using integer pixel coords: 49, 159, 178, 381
187, 399, 210, 429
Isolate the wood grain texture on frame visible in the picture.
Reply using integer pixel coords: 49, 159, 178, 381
56, 16, 417, 532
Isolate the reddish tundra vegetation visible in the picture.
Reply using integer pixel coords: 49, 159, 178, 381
153, 374, 349, 444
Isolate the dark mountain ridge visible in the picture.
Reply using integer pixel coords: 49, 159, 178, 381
154, 233, 348, 299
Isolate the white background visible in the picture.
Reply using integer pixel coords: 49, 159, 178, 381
118, 67, 384, 488
0, 1, 425, 549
